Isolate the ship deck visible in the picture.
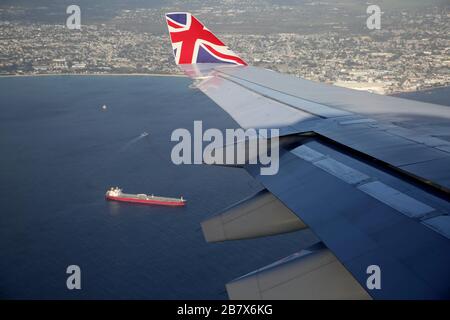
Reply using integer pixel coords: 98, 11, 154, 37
118, 193, 183, 202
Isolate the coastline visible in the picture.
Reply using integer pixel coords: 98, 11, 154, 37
0, 73, 187, 78
390, 84, 450, 95
0, 73, 447, 97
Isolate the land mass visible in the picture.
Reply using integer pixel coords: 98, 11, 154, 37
0, 1, 448, 94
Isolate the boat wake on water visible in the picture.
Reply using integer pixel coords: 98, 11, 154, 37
118, 132, 149, 152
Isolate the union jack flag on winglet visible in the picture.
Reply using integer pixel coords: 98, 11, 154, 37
165, 12, 247, 66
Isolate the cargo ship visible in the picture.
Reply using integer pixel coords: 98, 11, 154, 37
105, 187, 186, 206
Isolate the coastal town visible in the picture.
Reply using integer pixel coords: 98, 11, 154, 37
0, 3, 448, 94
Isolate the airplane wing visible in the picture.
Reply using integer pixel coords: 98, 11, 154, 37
165, 12, 450, 299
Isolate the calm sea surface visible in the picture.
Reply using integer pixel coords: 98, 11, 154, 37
0, 75, 319, 299
0, 76, 448, 299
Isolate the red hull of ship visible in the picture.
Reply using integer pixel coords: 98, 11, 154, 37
106, 195, 186, 206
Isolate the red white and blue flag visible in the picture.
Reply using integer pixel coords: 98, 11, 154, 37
165, 12, 247, 66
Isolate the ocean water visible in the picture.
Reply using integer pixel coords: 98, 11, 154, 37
0, 76, 448, 299
393, 86, 450, 107
0, 75, 318, 299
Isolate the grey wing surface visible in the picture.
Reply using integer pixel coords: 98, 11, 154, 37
187, 64, 450, 300
164, 12, 450, 299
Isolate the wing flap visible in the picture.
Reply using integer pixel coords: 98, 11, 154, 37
227, 247, 371, 300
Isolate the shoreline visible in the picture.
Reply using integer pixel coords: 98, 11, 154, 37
390, 85, 450, 95
0, 73, 187, 78
0, 73, 447, 96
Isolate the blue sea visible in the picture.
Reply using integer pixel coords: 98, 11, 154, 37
0, 76, 448, 299
0, 75, 320, 299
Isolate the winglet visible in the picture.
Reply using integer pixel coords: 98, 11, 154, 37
165, 12, 247, 66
